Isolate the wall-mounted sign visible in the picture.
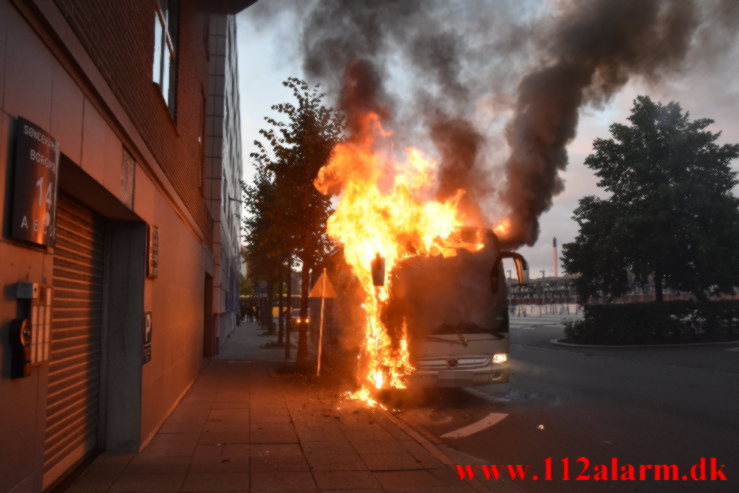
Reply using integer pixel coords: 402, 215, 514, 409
147, 224, 159, 279
10, 118, 60, 247
143, 311, 152, 364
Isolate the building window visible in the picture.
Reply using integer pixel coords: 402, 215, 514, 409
222, 173, 227, 212
152, 0, 180, 116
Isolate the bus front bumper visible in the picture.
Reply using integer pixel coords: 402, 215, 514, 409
409, 359, 509, 387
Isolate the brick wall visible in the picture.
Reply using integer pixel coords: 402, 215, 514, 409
53, 0, 212, 242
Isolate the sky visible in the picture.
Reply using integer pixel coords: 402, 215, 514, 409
235, 1, 739, 277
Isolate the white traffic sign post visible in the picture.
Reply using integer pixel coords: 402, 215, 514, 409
309, 268, 336, 377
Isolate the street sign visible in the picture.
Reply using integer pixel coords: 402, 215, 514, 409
311, 268, 336, 377
143, 312, 152, 364
147, 225, 159, 279
309, 270, 337, 298
10, 118, 60, 247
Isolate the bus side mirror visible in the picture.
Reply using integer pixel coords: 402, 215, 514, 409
500, 251, 529, 285
518, 259, 529, 284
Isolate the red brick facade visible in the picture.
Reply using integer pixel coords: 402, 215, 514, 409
53, 0, 212, 242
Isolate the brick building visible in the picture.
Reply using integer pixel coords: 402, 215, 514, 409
0, 1, 251, 491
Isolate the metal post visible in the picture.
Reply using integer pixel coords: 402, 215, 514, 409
316, 268, 326, 377
285, 259, 292, 360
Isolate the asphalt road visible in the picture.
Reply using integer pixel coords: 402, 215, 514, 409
393, 315, 739, 493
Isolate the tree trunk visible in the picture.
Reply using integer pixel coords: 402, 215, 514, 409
296, 258, 311, 369
277, 268, 285, 345
267, 280, 277, 334
264, 281, 273, 330
654, 266, 664, 302
284, 258, 293, 360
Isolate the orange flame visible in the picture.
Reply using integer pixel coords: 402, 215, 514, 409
315, 112, 497, 406
493, 218, 511, 239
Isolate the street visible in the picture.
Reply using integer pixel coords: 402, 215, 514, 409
393, 313, 739, 492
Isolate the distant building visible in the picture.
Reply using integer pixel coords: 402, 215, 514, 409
507, 275, 579, 305
505, 275, 580, 317
0, 1, 251, 491
508, 274, 739, 306
204, 15, 243, 353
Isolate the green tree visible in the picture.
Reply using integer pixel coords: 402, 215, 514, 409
243, 77, 343, 368
239, 273, 253, 296
563, 96, 739, 302
242, 165, 285, 331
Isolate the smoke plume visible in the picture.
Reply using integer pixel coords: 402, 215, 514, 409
248, 0, 738, 246
430, 117, 488, 225
502, 0, 701, 244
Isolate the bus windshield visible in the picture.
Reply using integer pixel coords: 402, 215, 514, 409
383, 232, 505, 340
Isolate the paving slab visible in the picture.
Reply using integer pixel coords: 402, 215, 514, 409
372, 469, 448, 492
181, 472, 249, 492
145, 433, 201, 457
312, 470, 383, 490
107, 472, 185, 492
247, 443, 310, 472
250, 471, 317, 492
199, 431, 253, 445
126, 452, 192, 474
189, 444, 249, 474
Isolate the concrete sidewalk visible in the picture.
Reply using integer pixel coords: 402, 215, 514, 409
65, 322, 479, 492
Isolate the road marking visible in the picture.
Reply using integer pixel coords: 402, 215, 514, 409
441, 412, 508, 439
727, 347, 739, 352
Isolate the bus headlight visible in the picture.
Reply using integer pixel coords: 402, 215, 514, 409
492, 353, 508, 364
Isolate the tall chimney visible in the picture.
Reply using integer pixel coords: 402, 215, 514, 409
553, 237, 558, 278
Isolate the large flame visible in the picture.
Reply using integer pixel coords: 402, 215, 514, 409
314, 113, 498, 406
493, 217, 511, 239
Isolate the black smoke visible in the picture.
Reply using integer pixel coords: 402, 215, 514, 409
429, 117, 488, 225
501, 0, 701, 244
247, 0, 738, 246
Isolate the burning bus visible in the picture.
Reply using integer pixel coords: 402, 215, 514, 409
310, 112, 529, 406
384, 228, 529, 388
312, 227, 528, 400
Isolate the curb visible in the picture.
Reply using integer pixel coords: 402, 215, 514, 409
550, 337, 739, 349
384, 412, 491, 493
